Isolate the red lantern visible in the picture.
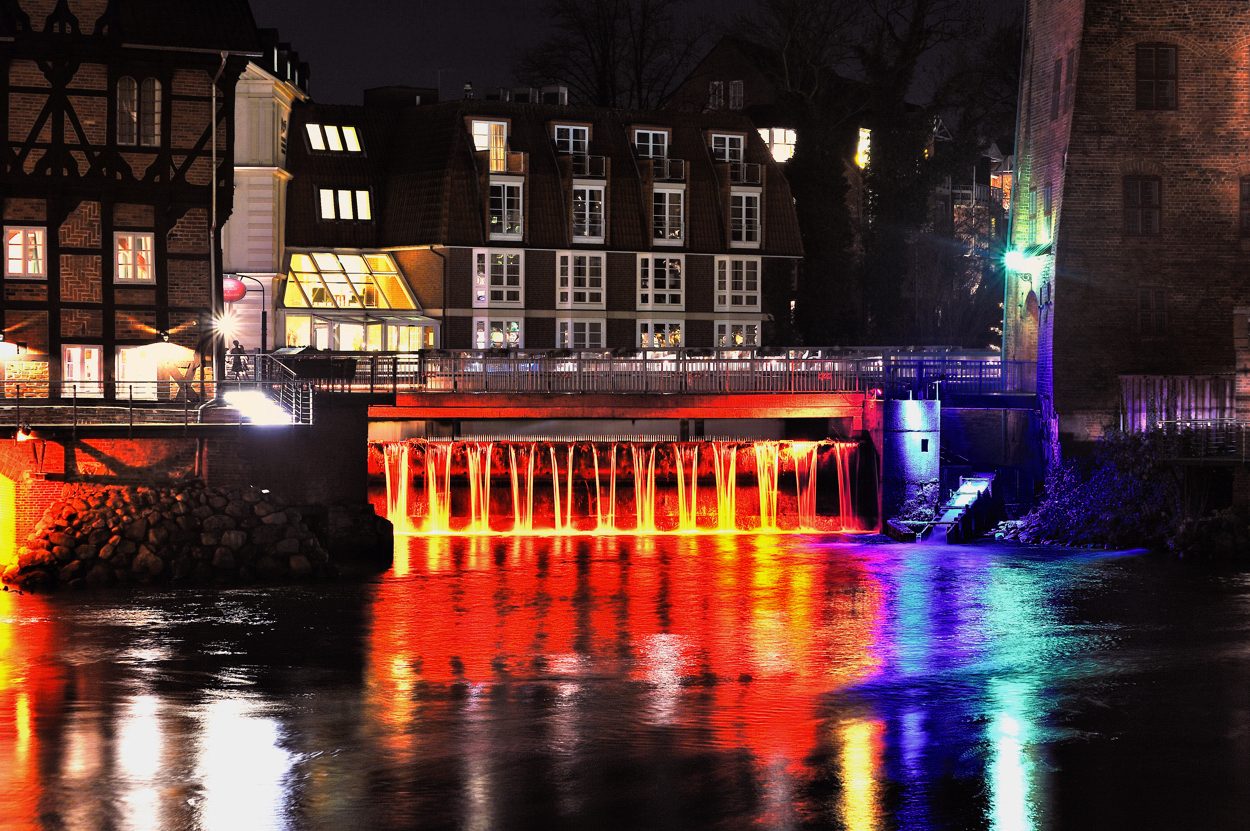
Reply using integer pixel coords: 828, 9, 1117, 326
222, 277, 247, 303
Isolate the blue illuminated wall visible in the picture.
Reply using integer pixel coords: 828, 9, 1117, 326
882, 399, 940, 518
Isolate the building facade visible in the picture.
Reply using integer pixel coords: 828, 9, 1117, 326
1, 0, 258, 397
1007, 0, 1250, 453
277, 96, 804, 351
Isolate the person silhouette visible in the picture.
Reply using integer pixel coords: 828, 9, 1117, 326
229, 340, 246, 380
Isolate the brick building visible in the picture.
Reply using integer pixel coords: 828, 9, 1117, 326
1, 0, 260, 397
276, 93, 805, 352
1007, 0, 1250, 454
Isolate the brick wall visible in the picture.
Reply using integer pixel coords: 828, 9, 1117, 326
525, 249, 556, 310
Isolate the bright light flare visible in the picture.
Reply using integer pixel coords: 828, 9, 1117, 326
223, 391, 290, 425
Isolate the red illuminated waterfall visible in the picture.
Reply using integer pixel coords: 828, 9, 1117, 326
376, 439, 866, 535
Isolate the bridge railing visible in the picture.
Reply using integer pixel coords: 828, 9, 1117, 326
273, 349, 1036, 397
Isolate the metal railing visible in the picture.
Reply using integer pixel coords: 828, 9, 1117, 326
571, 154, 607, 177
650, 157, 686, 181
1152, 419, 1245, 460
728, 161, 762, 184
274, 349, 1036, 398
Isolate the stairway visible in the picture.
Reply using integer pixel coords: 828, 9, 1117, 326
931, 474, 1001, 544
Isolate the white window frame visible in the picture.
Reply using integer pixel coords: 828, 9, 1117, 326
652, 187, 684, 245
708, 81, 724, 110
715, 256, 760, 311
4, 226, 46, 279
729, 80, 744, 110
715, 320, 760, 348
638, 255, 684, 311
317, 188, 372, 221
555, 125, 589, 155
557, 318, 605, 349
473, 249, 524, 309
634, 129, 668, 159
305, 124, 363, 153
711, 134, 745, 164
489, 179, 524, 240
62, 345, 103, 398
472, 120, 509, 172
473, 316, 524, 349
571, 183, 605, 242
730, 190, 761, 248
638, 319, 683, 349
114, 232, 155, 284
557, 252, 605, 310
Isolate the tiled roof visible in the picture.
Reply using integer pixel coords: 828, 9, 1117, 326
285, 98, 804, 258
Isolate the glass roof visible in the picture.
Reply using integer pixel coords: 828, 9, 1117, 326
283, 251, 418, 312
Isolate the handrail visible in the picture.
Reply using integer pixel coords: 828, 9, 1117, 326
652, 157, 685, 181
570, 154, 607, 177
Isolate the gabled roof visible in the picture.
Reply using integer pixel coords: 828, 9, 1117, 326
0, 0, 261, 52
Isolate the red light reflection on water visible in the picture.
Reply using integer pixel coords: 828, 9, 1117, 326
368, 535, 885, 771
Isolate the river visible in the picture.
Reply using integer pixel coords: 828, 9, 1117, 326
0, 535, 1246, 830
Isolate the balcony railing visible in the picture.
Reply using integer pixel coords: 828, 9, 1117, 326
650, 157, 685, 181
728, 162, 762, 185
571, 154, 607, 177
484, 150, 526, 175
276, 349, 1037, 398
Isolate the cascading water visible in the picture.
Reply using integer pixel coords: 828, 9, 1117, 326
378, 438, 867, 535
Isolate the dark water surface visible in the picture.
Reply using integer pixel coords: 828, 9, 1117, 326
1, 536, 1248, 830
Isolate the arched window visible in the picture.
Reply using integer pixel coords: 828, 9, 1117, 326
140, 78, 161, 147
117, 76, 137, 145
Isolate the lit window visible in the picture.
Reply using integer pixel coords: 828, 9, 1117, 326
558, 319, 604, 349
472, 121, 509, 172
283, 250, 416, 311
856, 128, 872, 168
716, 321, 759, 347
709, 81, 724, 110
555, 125, 589, 155
4, 227, 46, 279
473, 317, 523, 349
634, 129, 668, 159
572, 186, 604, 240
318, 188, 372, 221
759, 127, 796, 163
489, 182, 523, 238
730, 192, 761, 247
716, 257, 759, 310
62, 345, 103, 397
729, 80, 744, 110
558, 253, 604, 309
305, 124, 364, 153
638, 256, 683, 310
711, 134, 744, 164
653, 189, 684, 243
115, 232, 154, 283
1124, 176, 1161, 236
638, 320, 682, 348
1136, 44, 1177, 110
473, 250, 523, 308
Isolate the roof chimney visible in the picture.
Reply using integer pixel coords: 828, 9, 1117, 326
463, 82, 474, 100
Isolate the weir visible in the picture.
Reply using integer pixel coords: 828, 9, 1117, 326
374, 438, 867, 535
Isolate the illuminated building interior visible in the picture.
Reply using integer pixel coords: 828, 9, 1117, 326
377, 438, 867, 535
280, 250, 438, 350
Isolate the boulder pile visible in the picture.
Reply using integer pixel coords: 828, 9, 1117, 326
3, 482, 335, 590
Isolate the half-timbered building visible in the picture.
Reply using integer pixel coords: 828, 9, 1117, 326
1, 0, 260, 397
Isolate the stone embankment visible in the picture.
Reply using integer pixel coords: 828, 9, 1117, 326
3, 482, 335, 590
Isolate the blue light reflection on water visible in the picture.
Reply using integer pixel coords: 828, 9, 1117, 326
0, 538, 1182, 830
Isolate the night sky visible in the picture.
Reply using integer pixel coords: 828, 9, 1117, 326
248, 0, 1023, 106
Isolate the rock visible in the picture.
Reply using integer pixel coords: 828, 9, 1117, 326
131, 550, 164, 576
84, 563, 112, 584
262, 511, 288, 527
176, 516, 199, 533
123, 518, 148, 542
18, 547, 55, 570
254, 501, 276, 517
284, 508, 302, 524
255, 555, 285, 579
221, 529, 248, 551
202, 515, 236, 533
88, 528, 111, 547
192, 505, 215, 520
52, 546, 74, 563
48, 531, 76, 548
117, 539, 137, 556
74, 543, 96, 561
70, 498, 90, 512
225, 500, 250, 518
98, 544, 117, 562
251, 525, 284, 546
209, 496, 229, 510
147, 526, 171, 546
59, 561, 84, 582
212, 548, 236, 569
289, 555, 313, 578
276, 538, 301, 555
242, 490, 263, 504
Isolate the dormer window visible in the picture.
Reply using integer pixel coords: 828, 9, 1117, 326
729, 80, 744, 110
555, 125, 589, 155
318, 188, 373, 221
306, 124, 363, 153
472, 120, 509, 172
709, 81, 724, 110
712, 134, 744, 164
635, 129, 668, 159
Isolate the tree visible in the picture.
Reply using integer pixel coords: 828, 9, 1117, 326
515, 0, 707, 109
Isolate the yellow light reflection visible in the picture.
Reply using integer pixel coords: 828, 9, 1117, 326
197, 697, 295, 831
840, 718, 884, 831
